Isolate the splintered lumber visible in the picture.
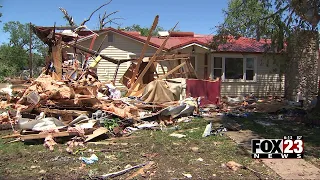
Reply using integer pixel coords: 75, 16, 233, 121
20, 131, 80, 141
98, 162, 150, 179
129, 15, 159, 85
113, 61, 121, 84
126, 22, 179, 96
125, 161, 155, 180
158, 62, 186, 80
2, 133, 20, 139
35, 108, 89, 117
52, 39, 63, 80
67, 43, 121, 64
85, 127, 109, 142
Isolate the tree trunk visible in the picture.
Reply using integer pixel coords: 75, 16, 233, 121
285, 30, 319, 109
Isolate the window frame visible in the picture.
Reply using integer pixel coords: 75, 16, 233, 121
211, 55, 257, 82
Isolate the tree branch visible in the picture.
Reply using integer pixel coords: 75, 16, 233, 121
59, 7, 76, 26
80, 0, 113, 26
259, 4, 290, 21
99, 10, 123, 29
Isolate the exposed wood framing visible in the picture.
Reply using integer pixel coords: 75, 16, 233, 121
129, 15, 159, 85
159, 62, 186, 80
52, 39, 63, 80
126, 22, 179, 96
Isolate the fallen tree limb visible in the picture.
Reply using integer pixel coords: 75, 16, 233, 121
97, 161, 150, 179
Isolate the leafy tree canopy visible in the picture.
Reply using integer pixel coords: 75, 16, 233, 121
214, 0, 320, 51
0, 21, 48, 80
122, 24, 166, 36
0, 5, 2, 22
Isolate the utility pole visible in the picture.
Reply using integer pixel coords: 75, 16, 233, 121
29, 22, 33, 78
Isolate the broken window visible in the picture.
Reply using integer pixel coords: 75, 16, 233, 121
108, 32, 114, 42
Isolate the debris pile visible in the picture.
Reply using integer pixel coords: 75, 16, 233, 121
0, 15, 222, 152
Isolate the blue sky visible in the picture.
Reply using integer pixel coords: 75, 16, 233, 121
0, 0, 228, 43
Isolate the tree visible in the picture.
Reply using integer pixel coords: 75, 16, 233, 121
123, 24, 166, 36
1, 21, 48, 79
0, 5, 2, 22
59, 0, 122, 30
221, 0, 273, 40
215, 0, 320, 113
3, 21, 47, 54
0, 44, 29, 80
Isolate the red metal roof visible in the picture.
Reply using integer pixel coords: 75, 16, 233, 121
62, 27, 272, 53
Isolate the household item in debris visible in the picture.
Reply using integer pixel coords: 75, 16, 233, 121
68, 114, 90, 126
202, 122, 212, 137
18, 117, 65, 131
175, 104, 195, 118
160, 104, 186, 117
80, 154, 99, 164
212, 125, 227, 136
169, 133, 186, 138
26, 91, 40, 105
106, 84, 121, 99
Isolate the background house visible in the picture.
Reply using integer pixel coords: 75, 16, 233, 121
64, 27, 285, 97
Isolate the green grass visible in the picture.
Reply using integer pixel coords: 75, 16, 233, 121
228, 112, 320, 168
0, 118, 281, 179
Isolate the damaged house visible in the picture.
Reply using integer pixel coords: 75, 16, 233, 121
59, 27, 284, 97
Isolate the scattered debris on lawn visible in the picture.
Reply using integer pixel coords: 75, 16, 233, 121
96, 161, 151, 179
80, 154, 99, 164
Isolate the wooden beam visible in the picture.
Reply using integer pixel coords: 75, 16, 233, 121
158, 62, 186, 80
126, 22, 179, 96
34, 108, 89, 117
113, 60, 121, 85
67, 43, 121, 64
159, 63, 166, 75
35, 26, 78, 30
52, 39, 63, 80
129, 15, 159, 85
20, 131, 80, 141
167, 61, 176, 78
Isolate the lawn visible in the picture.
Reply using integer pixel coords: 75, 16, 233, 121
228, 112, 320, 169
0, 118, 280, 180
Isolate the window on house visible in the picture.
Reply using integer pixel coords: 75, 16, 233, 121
108, 32, 114, 42
213, 57, 222, 79
246, 58, 254, 80
225, 58, 243, 79
212, 56, 256, 81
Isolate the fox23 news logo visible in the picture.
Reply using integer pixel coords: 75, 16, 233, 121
251, 136, 304, 159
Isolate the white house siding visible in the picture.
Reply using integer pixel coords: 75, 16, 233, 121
206, 53, 285, 97
63, 32, 285, 97
66, 32, 158, 87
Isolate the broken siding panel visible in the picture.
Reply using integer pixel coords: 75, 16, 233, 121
99, 33, 157, 55
97, 54, 129, 87
75, 33, 159, 88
